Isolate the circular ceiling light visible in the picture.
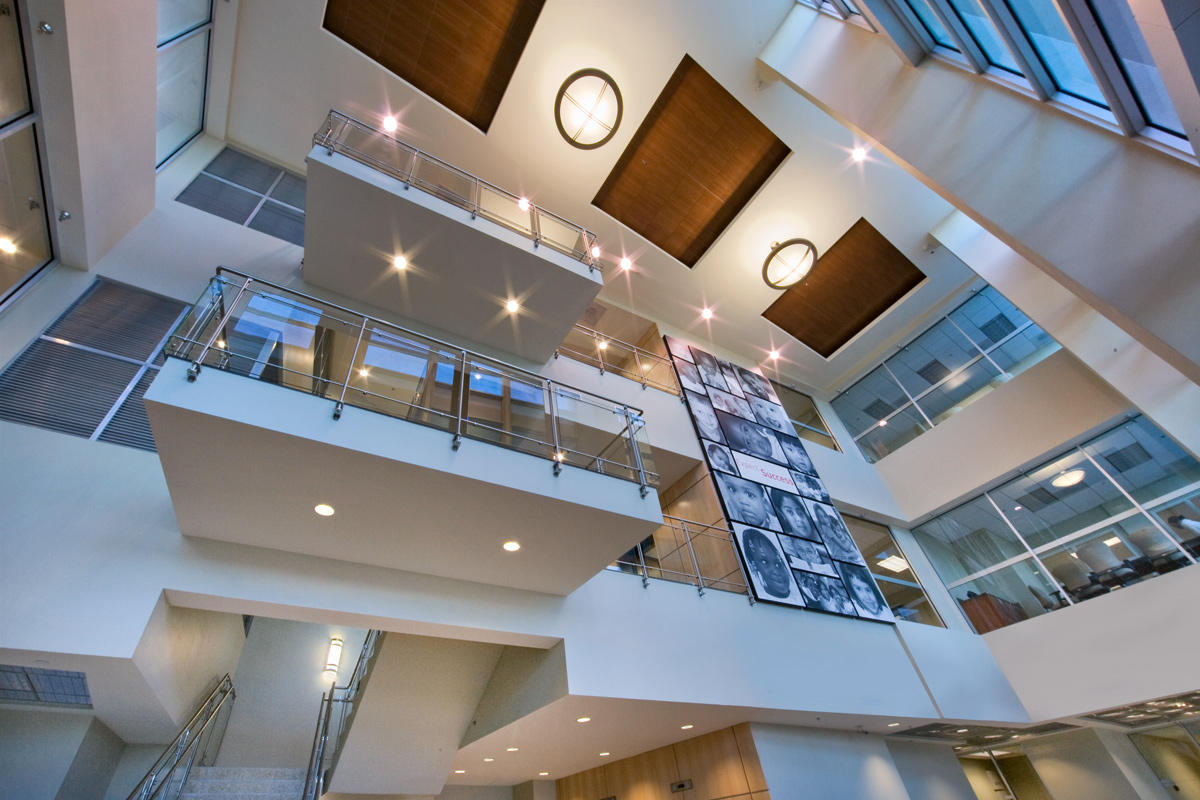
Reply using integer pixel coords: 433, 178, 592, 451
763, 238, 819, 289
1052, 468, 1086, 488
503, 541, 521, 552
555, 69, 623, 150
314, 504, 335, 516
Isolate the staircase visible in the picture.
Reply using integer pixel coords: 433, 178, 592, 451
179, 767, 305, 799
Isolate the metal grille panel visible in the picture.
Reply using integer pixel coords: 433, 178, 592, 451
45, 280, 188, 362
97, 369, 159, 452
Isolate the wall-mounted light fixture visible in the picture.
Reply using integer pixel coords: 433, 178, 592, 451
324, 637, 343, 678
762, 238, 819, 289
555, 69, 623, 150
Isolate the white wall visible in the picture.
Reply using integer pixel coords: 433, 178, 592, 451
56, 717, 125, 800
885, 739, 979, 800
1022, 729, 1148, 800
751, 723, 915, 799
101, 744, 162, 800
0, 708, 92, 800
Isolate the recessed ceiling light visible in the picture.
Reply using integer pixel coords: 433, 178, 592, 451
888, 722, 900, 727
768, 350, 779, 360
598, 340, 607, 350
1013, 505, 1022, 511
1104, 536, 1121, 546
506, 300, 519, 313
484, 757, 494, 762
957, 728, 969, 733
507, 747, 518, 751
701, 308, 713, 320
359, 368, 369, 377
0, 238, 16, 254
393, 255, 407, 269
1052, 468, 1086, 487
455, 770, 465, 774
314, 504, 335, 516
681, 724, 693, 730
518, 198, 530, 212
878, 419, 888, 427
503, 541, 520, 552
591, 245, 601, 258
217, 339, 226, 348
539, 772, 549, 776
851, 147, 867, 162
619, 257, 632, 270
878, 555, 909, 573
599, 752, 610, 757
383, 115, 398, 133
577, 717, 591, 723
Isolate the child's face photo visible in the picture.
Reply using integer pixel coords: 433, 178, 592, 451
719, 474, 775, 528
707, 442, 736, 473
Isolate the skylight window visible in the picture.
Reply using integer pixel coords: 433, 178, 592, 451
1000, 0, 1108, 105
944, 0, 1024, 73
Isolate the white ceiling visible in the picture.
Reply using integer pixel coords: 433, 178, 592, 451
223, 0, 977, 396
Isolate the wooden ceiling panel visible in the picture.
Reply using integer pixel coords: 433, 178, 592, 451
762, 218, 926, 359
594, 55, 790, 268
323, 0, 545, 132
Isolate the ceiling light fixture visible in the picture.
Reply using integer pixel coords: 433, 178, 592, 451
598, 340, 607, 350
506, 300, 519, 313
681, 724, 694, 730
878, 419, 888, 427
762, 238, 819, 289
507, 747, 519, 752
539, 772, 549, 776
359, 368, 369, 378
0, 238, 16, 254
957, 728, 969, 733
555, 68, 623, 150
701, 308, 713, 320
768, 350, 780, 360
1104, 536, 1121, 546
393, 255, 407, 269
1052, 468, 1086, 488
599, 752, 610, 757
383, 115, 398, 133
503, 541, 521, 552
455, 770, 466, 774
314, 504, 335, 516
324, 637, 343, 678
484, 758, 494, 762
518, 198, 530, 212
851, 146, 867, 162
577, 717, 591, 723
888, 722, 900, 727
591, 245, 601, 258
619, 257, 632, 270
877, 555, 909, 573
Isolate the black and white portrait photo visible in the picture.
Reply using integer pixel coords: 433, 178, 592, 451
665, 336, 694, 363
691, 348, 726, 389
793, 570, 858, 616
718, 361, 747, 398
791, 471, 831, 504
709, 387, 756, 421
805, 500, 865, 565
675, 359, 705, 394
747, 394, 792, 433
779, 436, 816, 476
705, 440, 738, 475
837, 562, 893, 621
716, 472, 782, 531
769, 488, 821, 541
735, 525, 804, 605
716, 410, 788, 465
736, 367, 779, 403
778, 534, 837, 576
685, 390, 726, 445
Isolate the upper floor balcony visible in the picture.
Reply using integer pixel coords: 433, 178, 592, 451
303, 111, 604, 364
145, 270, 664, 596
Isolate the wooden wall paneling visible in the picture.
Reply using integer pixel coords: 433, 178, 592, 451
751, 793, 771, 800
761, 218, 925, 358
673, 728, 751, 800
604, 744, 681, 800
733, 723, 768, 794
556, 765, 609, 800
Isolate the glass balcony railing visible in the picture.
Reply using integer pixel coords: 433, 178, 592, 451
165, 269, 658, 491
556, 324, 680, 395
608, 516, 751, 597
313, 110, 601, 270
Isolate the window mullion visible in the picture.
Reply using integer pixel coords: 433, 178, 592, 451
1053, 0, 1143, 134
889, 0, 941, 55
979, 0, 1057, 99
929, 0, 990, 72
824, 0, 854, 19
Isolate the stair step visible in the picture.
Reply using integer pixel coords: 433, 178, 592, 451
180, 766, 307, 799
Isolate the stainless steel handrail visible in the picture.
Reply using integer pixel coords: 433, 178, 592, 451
126, 675, 236, 800
170, 270, 658, 490
611, 515, 752, 601
313, 110, 600, 270
556, 324, 680, 395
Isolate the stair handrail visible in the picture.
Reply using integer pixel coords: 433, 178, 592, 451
125, 674, 236, 800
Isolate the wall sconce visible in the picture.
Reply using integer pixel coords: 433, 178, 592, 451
324, 637, 343, 679
555, 69, 623, 150
762, 238, 818, 289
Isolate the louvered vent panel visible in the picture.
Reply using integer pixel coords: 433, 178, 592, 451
97, 369, 159, 451
863, 398, 896, 421
45, 280, 187, 362
979, 314, 1017, 346
1104, 443, 1152, 472
0, 341, 141, 436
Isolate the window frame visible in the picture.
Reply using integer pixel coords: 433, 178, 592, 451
155, 0, 215, 170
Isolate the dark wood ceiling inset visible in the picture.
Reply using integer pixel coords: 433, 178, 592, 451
323, 0, 545, 133
592, 55, 790, 268
762, 218, 926, 359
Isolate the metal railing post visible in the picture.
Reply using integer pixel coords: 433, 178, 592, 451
530, 205, 541, 248
633, 349, 647, 389
334, 316, 369, 420
625, 408, 649, 497
636, 540, 649, 588
188, 276, 252, 381
681, 520, 705, 596
453, 350, 468, 450
549, 382, 562, 475
470, 177, 480, 219
597, 341, 605, 374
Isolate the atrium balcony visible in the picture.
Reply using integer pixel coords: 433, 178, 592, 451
303, 111, 604, 364
144, 270, 663, 596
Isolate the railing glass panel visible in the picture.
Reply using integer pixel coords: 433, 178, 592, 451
167, 271, 657, 489
609, 516, 750, 596
555, 324, 680, 395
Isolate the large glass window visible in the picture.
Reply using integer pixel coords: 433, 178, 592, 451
1001, 0, 1108, 105
944, 0, 1024, 73
1085, 0, 1183, 135
769, 381, 839, 451
156, 0, 212, 166
842, 515, 944, 626
0, 2, 32, 127
832, 286, 1059, 463
912, 415, 1198, 632
904, 0, 961, 49
1128, 724, 1200, 799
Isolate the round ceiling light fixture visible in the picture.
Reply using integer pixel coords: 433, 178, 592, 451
1052, 468, 1086, 488
763, 238, 819, 289
555, 68, 623, 150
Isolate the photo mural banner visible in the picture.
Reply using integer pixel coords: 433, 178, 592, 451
666, 336, 894, 623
